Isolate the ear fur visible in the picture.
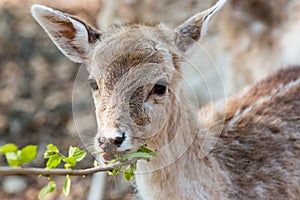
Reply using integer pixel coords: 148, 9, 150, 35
175, 0, 227, 54
31, 4, 101, 63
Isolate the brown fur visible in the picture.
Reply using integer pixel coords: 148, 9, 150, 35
228, 67, 300, 120
44, 15, 76, 40
104, 50, 164, 90
198, 67, 300, 199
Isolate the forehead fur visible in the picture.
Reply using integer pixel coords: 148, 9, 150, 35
88, 23, 178, 90
104, 49, 164, 90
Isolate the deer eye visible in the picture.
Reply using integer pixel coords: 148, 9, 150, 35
151, 84, 167, 96
88, 79, 98, 91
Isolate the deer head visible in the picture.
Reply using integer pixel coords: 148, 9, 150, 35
31, 0, 226, 165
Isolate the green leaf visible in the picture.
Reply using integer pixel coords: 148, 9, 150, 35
63, 175, 71, 196
68, 146, 76, 157
46, 154, 62, 169
39, 181, 56, 199
0, 143, 18, 154
119, 145, 157, 162
107, 166, 121, 176
123, 164, 136, 181
19, 145, 38, 163
63, 157, 76, 168
107, 145, 158, 181
47, 144, 59, 152
138, 145, 158, 157
63, 157, 76, 165
44, 144, 59, 159
68, 146, 86, 162
121, 152, 155, 161
5, 152, 21, 167
73, 149, 86, 162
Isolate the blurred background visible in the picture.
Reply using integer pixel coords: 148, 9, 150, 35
1, 0, 300, 199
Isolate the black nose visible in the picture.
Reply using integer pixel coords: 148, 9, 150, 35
111, 131, 126, 147
98, 131, 127, 150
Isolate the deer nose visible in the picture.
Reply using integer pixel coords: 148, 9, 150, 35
98, 130, 126, 149
110, 131, 126, 147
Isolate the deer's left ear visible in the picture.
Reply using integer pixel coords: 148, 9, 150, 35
31, 4, 101, 63
175, 0, 227, 54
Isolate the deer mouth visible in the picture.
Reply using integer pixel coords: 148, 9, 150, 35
100, 150, 132, 165
101, 152, 116, 164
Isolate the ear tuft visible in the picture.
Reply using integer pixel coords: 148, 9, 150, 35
31, 4, 101, 63
175, 0, 227, 54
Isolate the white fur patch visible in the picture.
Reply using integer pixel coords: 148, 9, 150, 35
200, 0, 227, 38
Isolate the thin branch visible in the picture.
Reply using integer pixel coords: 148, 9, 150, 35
0, 161, 132, 176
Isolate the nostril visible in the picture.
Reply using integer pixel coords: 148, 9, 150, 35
98, 137, 106, 146
112, 132, 126, 147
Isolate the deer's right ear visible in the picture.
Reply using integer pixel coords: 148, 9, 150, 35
31, 4, 101, 63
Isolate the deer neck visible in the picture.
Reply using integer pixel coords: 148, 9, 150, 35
135, 93, 223, 199
147, 91, 200, 163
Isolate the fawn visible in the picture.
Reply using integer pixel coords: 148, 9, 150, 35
31, 0, 300, 199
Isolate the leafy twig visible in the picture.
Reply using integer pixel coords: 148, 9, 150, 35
0, 143, 157, 198
0, 160, 135, 176
106, 145, 158, 181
